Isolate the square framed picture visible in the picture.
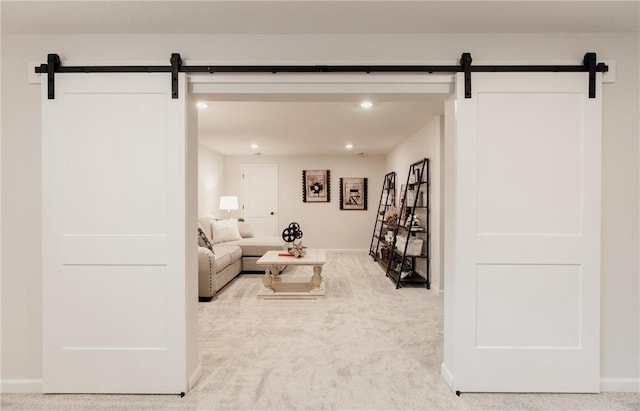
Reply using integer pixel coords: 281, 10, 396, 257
303, 170, 330, 202
340, 177, 367, 210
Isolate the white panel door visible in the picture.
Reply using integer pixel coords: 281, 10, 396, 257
241, 164, 278, 236
444, 72, 601, 392
42, 73, 189, 393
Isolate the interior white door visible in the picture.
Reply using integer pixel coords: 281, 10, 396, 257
241, 164, 278, 236
42, 73, 191, 393
443, 72, 602, 392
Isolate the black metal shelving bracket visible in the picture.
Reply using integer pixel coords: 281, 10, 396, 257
34, 52, 608, 100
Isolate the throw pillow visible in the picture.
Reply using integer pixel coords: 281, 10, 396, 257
238, 221, 255, 238
198, 215, 220, 239
198, 228, 214, 252
211, 219, 242, 244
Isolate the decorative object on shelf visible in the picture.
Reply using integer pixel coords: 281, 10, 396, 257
398, 184, 407, 225
406, 190, 416, 208
412, 168, 421, 186
303, 170, 330, 202
339, 177, 368, 210
395, 235, 424, 256
384, 207, 398, 225
385, 231, 394, 243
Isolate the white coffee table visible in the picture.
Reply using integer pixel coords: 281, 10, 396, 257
256, 250, 326, 299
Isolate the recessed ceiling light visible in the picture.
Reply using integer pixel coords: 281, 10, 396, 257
250, 143, 259, 149
360, 101, 373, 109
196, 101, 208, 109
345, 143, 354, 149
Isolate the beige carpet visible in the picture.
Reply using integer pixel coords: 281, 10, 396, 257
2, 253, 639, 410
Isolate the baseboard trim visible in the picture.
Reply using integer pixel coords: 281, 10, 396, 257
2, 372, 634, 394
431, 284, 444, 296
0, 378, 43, 393
188, 363, 203, 391
440, 363, 454, 393
600, 378, 640, 392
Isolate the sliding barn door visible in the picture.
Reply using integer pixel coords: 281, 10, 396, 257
42, 73, 191, 393
444, 72, 602, 392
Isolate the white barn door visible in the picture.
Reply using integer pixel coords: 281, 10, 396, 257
444, 72, 601, 392
42, 73, 193, 393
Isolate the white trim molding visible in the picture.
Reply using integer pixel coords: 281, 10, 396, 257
600, 378, 640, 392
431, 284, 444, 296
188, 364, 202, 392
441, 363, 454, 392
1, 379, 43, 393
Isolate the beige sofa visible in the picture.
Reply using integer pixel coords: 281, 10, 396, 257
198, 216, 285, 301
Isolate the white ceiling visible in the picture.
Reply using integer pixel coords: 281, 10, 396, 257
2, 1, 639, 35
4, 1, 637, 156
197, 94, 449, 156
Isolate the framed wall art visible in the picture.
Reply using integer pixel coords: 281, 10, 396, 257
303, 170, 330, 202
340, 177, 367, 210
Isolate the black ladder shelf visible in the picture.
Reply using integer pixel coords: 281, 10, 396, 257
369, 172, 396, 271
386, 158, 430, 289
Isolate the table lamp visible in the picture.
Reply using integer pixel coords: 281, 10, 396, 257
219, 196, 239, 218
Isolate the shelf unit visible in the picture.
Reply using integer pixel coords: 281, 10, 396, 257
386, 158, 430, 289
369, 172, 396, 271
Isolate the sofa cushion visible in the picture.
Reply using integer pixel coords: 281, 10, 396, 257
224, 237, 285, 257
211, 219, 242, 244
238, 221, 255, 238
212, 244, 242, 272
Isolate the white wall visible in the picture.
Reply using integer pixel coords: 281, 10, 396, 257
386, 116, 444, 293
198, 144, 225, 218
1, 32, 638, 390
224, 154, 385, 249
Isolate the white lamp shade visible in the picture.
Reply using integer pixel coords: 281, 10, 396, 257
219, 196, 239, 211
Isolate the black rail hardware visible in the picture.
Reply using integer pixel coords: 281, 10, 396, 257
170, 53, 182, 99
460, 52, 472, 98
46, 53, 60, 100
35, 52, 608, 100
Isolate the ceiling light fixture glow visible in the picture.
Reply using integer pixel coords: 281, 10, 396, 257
250, 143, 259, 149
345, 144, 354, 149
196, 101, 208, 109
360, 101, 373, 109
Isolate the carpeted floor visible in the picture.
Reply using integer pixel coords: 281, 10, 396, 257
2, 252, 639, 410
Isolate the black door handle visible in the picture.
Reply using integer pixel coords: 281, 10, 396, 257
270, 212, 275, 215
